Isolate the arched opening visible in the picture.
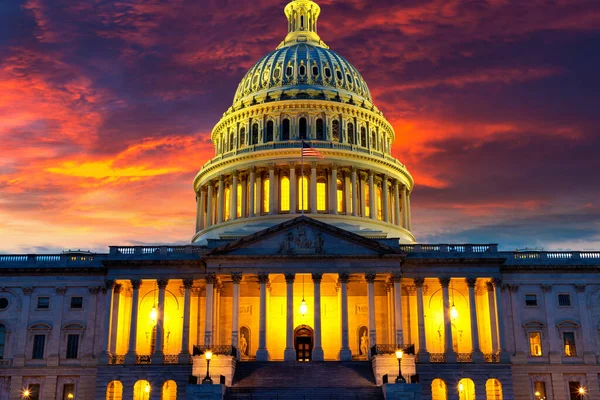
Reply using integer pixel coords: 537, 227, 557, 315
229, 130, 234, 151
224, 187, 231, 221
316, 118, 324, 140
371, 131, 376, 150
263, 178, 270, 214
332, 120, 340, 141
486, 379, 503, 400
280, 176, 290, 212
316, 178, 327, 212
377, 186, 383, 220
282, 119, 290, 141
294, 325, 314, 362
360, 127, 367, 147
365, 184, 370, 217
162, 380, 177, 400
239, 326, 251, 357
252, 123, 259, 145
298, 176, 308, 212
336, 179, 344, 213
458, 378, 475, 400
133, 380, 151, 400
431, 379, 447, 400
106, 381, 123, 400
347, 122, 354, 144
266, 121, 274, 143
236, 183, 242, 218
0, 324, 6, 359
239, 127, 246, 148
299, 118, 307, 140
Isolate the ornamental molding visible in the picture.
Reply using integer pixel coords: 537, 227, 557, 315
365, 273, 377, 283
574, 284, 586, 293
277, 226, 325, 255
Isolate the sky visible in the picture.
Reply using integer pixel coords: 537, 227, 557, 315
1, 0, 600, 254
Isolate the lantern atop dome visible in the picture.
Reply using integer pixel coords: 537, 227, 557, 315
279, 0, 329, 49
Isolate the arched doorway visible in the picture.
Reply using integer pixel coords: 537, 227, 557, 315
294, 325, 314, 362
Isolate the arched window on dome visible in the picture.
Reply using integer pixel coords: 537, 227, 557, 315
229, 130, 235, 152
347, 122, 354, 145
282, 119, 290, 141
377, 186, 383, 220
371, 131, 376, 150
336, 179, 344, 213
298, 175, 308, 212
316, 118, 324, 140
263, 178, 270, 214
237, 183, 242, 218
299, 118, 307, 140
266, 121, 274, 143
365, 183, 370, 217
224, 187, 231, 221
317, 177, 327, 212
332, 120, 340, 142
252, 123, 259, 145
280, 176, 290, 212
239, 127, 246, 148
360, 127, 367, 147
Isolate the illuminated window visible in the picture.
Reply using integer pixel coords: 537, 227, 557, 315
529, 332, 542, 356
347, 122, 354, 144
266, 121, 274, 142
298, 176, 308, 211
377, 187, 383, 220
299, 118, 307, 140
280, 177, 290, 212
336, 179, 344, 213
224, 187, 231, 221
563, 332, 576, 356
229, 130, 235, 151
317, 178, 327, 212
253, 181, 257, 215
237, 184, 242, 218
371, 131, 376, 149
282, 119, 290, 140
263, 178, 270, 213
239, 128, 246, 148
316, 118, 324, 140
365, 184, 370, 217
332, 120, 340, 141
533, 381, 546, 400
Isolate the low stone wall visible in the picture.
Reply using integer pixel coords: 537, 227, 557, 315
192, 355, 236, 386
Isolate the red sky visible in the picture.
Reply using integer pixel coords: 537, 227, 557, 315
1, 0, 600, 253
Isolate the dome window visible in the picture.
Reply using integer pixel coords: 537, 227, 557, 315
239, 128, 246, 148
312, 65, 319, 76
299, 117, 308, 140
299, 64, 306, 76
336, 69, 343, 81
316, 118, 324, 140
229, 130, 235, 151
346, 72, 352, 82
266, 121, 274, 143
332, 120, 340, 141
347, 122, 355, 145
282, 119, 290, 141
360, 127, 367, 147
324, 67, 332, 79
252, 123, 259, 145
286, 65, 294, 77
253, 73, 259, 86
274, 67, 281, 80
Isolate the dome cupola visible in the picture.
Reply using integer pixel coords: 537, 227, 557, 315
279, 0, 328, 49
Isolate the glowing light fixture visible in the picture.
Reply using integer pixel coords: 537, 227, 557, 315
450, 280, 458, 319
145, 383, 150, 394
299, 275, 308, 316
150, 306, 158, 323
579, 387, 586, 396
534, 391, 541, 397
459, 382, 464, 392
23, 389, 31, 398
395, 349, 406, 383
203, 350, 214, 384
67, 394, 74, 399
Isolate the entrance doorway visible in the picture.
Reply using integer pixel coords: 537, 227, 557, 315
294, 325, 314, 362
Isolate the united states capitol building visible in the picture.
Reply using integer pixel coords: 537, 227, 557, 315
1, 1, 599, 399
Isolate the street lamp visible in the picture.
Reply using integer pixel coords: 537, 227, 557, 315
202, 350, 213, 384
22, 389, 30, 399
67, 394, 74, 399
578, 386, 587, 399
395, 349, 406, 383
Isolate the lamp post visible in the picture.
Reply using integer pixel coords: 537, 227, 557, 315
202, 350, 213, 384
395, 349, 406, 383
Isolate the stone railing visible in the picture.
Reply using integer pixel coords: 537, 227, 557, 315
429, 353, 446, 363
456, 353, 473, 363
484, 353, 500, 363
513, 251, 600, 260
400, 244, 498, 253
193, 345, 237, 357
136, 355, 152, 364
109, 354, 125, 365
370, 344, 415, 356
164, 354, 179, 364
109, 246, 206, 257
0, 253, 103, 264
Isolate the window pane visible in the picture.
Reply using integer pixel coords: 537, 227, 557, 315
564, 332, 576, 356
237, 184, 242, 218
365, 184, 370, 217
317, 181, 327, 211
347, 123, 354, 144
280, 177, 290, 212
32, 334, 45, 359
336, 179, 344, 213
332, 120, 340, 141
63, 383, 75, 400
66, 334, 79, 359
282, 119, 290, 141
533, 381, 546, 399
525, 294, 537, 306
70, 297, 83, 309
299, 118, 307, 140
263, 179, 270, 213
558, 294, 571, 306
298, 176, 308, 211
377, 187, 383, 220
316, 119, 324, 140
224, 187, 231, 221
37, 297, 49, 309
529, 332, 542, 356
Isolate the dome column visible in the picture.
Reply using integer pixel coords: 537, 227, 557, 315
249, 167, 256, 217
196, 188, 206, 232
330, 164, 338, 214
393, 180, 401, 227
407, 190, 412, 231
206, 184, 214, 228
359, 172, 367, 217
382, 174, 389, 223
231, 171, 238, 221
269, 164, 276, 215
289, 163, 297, 213
310, 162, 317, 214
256, 172, 263, 216
240, 174, 248, 218
351, 167, 358, 216
368, 170, 376, 219
401, 186, 408, 229
217, 175, 225, 223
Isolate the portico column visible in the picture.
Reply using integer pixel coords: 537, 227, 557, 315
231, 273, 242, 358
393, 180, 401, 226
575, 285, 596, 363
486, 281, 499, 355
109, 284, 122, 355
391, 273, 404, 346
366, 273, 377, 356
351, 167, 358, 216
231, 171, 238, 220
268, 163, 276, 215
312, 273, 324, 361
179, 279, 193, 364
466, 278, 483, 362
204, 274, 216, 347
440, 277, 457, 363
289, 163, 297, 213
414, 278, 430, 362
99, 281, 115, 364
284, 274, 296, 361
492, 278, 511, 362
310, 162, 317, 213
330, 165, 338, 214
206, 184, 214, 228
217, 175, 225, 223
125, 280, 142, 364
256, 273, 270, 361
401, 186, 408, 229
368, 170, 375, 219
339, 273, 352, 360
249, 167, 256, 217
382, 175, 389, 223
152, 279, 168, 363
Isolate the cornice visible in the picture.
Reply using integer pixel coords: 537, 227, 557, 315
0, 267, 106, 275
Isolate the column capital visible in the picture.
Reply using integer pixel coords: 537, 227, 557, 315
183, 278, 194, 289
257, 273, 270, 284
131, 280, 142, 290
365, 273, 377, 283
367, 169, 374, 177
311, 273, 323, 283
390, 272, 402, 283
55, 287, 67, 296
267, 162, 275, 170
465, 277, 477, 288
541, 284, 552, 293
157, 279, 169, 289
250, 166, 256, 174
231, 273, 243, 284
88, 286, 101, 295
338, 273, 350, 283
231, 170, 238, 177
413, 277, 425, 288
310, 161, 318, 169
351, 166, 357, 173
105, 280, 115, 290
507, 284, 519, 293
289, 161, 296, 168
330, 163, 338, 170
205, 273, 217, 284
113, 283, 123, 294
574, 284, 586, 293
439, 277, 451, 288
491, 277, 502, 288
284, 273, 295, 284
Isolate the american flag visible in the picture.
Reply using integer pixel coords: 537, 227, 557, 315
301, 141, 324, 158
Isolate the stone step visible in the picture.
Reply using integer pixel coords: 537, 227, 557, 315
224, 387, 384, 400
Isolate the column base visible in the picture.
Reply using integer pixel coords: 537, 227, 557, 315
472, 350, 484, 363
151, 352, 165, 364
284, 348, 296, 362
256, 349, 270, 361
99, 351, 111, 365
416, 350, 430, 363
312, 347, 324, 361
179, 352, 191, 364
339, 348, 352, 361
445, 351, 457, 363
125, 351, 137, 365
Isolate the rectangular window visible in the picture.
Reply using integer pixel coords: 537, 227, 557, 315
563, 332, 577, 356
70, 297, 83, 309
525, 294, 538, 306
32, 334, 45, 359
569, 381, 582, 400
63, 383, 75, 400
529, 332, 543, 356
37, 297, 50, 309
558, 294, 571, 306
27, 384, 40, 400
66, 334, 79, 359
533, 381, 546, 399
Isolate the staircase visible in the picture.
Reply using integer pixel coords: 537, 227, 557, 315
224, 361, 384, 400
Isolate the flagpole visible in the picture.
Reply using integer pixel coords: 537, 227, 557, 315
301, 140, 304, 216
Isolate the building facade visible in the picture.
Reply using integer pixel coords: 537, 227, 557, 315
1, 1, 599, 400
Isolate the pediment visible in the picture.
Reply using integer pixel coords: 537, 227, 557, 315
204, 216, 404, 258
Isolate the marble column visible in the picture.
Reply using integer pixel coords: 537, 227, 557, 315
576, 284, 596, 363
406, 191, 412, 231
217, 176, 224, 223
492, 278, 510, 362
359, 174, 367, 217
283, 274, 296, 361
382, 175, 389, 223
240, 175, 248, 218
109, 284, 122, 355
312, 273, 324, 361
213, 283, 221, 344
249, 167, 256, 217
401, 186, 408, 229
310, 162, 317, 213
268, 163, 276, 215
256, 274, 270, 361
204, 274, 216, 347
391, 273, 404, 346
366, 273, 377, 356
152, 279, 168, 363
440, 277, 457, 363
256, 174, 263, 215
179, 279, 193, 364
231, 273, 242, 358
339, 273, 352, 360
368, 170, 375, 219
414, 278, 429, 362
486, 281, 499, 355
206, 184, 214, 228
195, 190, 203, 233
466, 278, 483, 362
125, 280, 142, 364
289, 163, 297, 213
331, 165, 338, 214
344, 174, 352, 215
393, 180, 401, 226
231, 171, 238, 220
99, 281, 115, 364
351, 167, 358, 216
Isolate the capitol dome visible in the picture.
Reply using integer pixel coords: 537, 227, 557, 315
192, 0, 415, 244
